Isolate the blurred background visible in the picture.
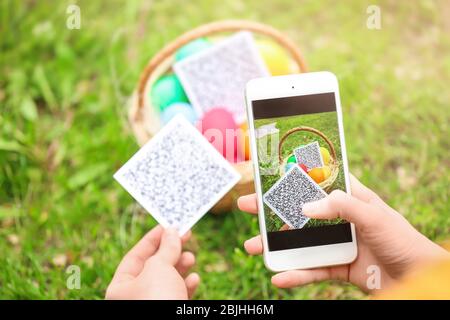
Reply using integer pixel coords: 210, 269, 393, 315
1, 0, 449, 299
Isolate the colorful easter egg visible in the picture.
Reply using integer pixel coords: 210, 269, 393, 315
287, 154, 297, 163
161, 102, 197, 125
257, 40, 291, 76
308, 166, 332, 184
239, 122, 250, 161
320, 147, 331, 165
175, 38, 212, 61
322, 165, 331, 179
298, 163, 308, 173
151, 74, 188, 111
199, 108, 243, 163
285, 162, 296, 173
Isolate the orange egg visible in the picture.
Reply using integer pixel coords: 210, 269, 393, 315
308, 167, 325, 183
239, 122, 250, 160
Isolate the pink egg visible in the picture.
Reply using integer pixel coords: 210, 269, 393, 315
198, 108, 244, 163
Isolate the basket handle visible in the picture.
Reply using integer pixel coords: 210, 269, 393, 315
278, 127, 337, 164
135, 20, 308, 121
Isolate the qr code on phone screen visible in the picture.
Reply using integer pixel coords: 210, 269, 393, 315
294, 141, 324, 170
114, 115, 241, 235
263, 166, 327, 229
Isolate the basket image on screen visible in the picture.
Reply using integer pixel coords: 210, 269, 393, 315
255, 111, 346, 231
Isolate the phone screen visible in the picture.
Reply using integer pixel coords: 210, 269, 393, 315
251, 92, 353, 251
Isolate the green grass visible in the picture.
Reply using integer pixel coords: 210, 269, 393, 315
255, 111, 345, 230
1, 0, 449, 300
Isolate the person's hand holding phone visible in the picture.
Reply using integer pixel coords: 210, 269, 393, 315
106, 226, 200, 300
238, 174, 449, 292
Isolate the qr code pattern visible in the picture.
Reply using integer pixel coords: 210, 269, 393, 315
114, 116, 240, 234
174, 32, 269, 122
263, 166, 327, 229
294, 141, 324, 170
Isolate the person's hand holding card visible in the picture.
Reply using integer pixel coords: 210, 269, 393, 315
106, 225, 199, 300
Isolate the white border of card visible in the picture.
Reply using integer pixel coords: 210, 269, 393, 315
174, 31, 269, 123
263, 165, 327, 229
114, 115, 241, 235
294, 141, 324, 169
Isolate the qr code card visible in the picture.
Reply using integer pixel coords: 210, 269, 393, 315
174, 31, 269, 123
114, 115, 241, 235
294, 141, 324, 170
263, 166, 327, 229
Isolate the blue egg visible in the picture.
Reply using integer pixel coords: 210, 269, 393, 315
284, 162, 296, 173
175, 38, 212, 61
161, 102, 197, 125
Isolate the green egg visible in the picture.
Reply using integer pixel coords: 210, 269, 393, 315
175, 38, 212, 61
151, 74, 188, 111
287, 154, 297, 163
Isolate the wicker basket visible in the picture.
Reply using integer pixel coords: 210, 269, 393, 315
128, 20, 308, 212
278, 127, 339, 191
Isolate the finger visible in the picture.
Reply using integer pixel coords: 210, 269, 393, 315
181, 230, 192, 244
244, 235, 263, 255
155, 227, 182, 265
112, 225, 164, 282
350, 174, 401, 216
185, 273, 200, 299
302, 190, 388, 230
271, 265, 348, 288
175, 251, 196, 275
237, 194, 258, 214
350, 174, 385, 206
279, 224, 290, 231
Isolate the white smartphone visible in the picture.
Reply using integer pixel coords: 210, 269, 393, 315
245, 71, 357, 271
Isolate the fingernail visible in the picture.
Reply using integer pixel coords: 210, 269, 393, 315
302, 201, 318, 217
271, 274, 282, 286
237, 195, 248, 204
241, 194, 255, 202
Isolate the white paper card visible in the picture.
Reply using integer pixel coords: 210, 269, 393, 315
263, 166, 327, 229
294, 141, 324, 170
174, 32, 269, 123
114, 115, 241, 235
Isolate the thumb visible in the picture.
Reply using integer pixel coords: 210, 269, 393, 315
302, 190, 388, 231
155, 227, 182, 265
